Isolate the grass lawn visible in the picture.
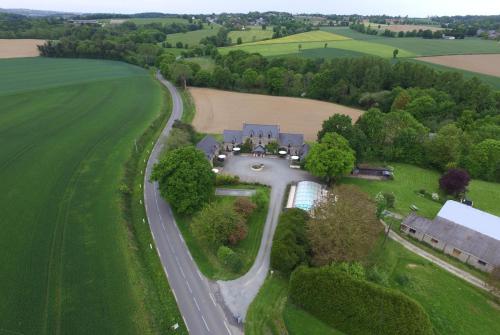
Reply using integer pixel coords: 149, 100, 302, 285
0, 58, 183, 334
342, 163, 500, 219
179, 88, 196, 123
185, 56, 216, 71
246, 30, 349, 45
370, 238, 500, 335
175, 186, 270, 280
166, 24, 221, 46
229, 26, 273, 44
283, 303, 344, 335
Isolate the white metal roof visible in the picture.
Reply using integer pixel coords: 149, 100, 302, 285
437, 200, 500, 241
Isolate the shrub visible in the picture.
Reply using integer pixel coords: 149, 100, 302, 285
252, 189, 269, 209
191, 201, 245, 248
217, 246, 243, 272
215, 174, 240, 186
234, 197, 257, 219
439, 168, 471, 197
271, 208, 310, 275
367, 266, 390, 287
289, 266, 433, 335
382, 192, 396, 208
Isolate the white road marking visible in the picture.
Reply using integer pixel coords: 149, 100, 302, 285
201, 315, 210, 332
193, 297, 200, 311
224, 321, 232, 335
172, 290, 178, 303
209, 293, 216, 306
182, 315, 190, 333
179, 265, 186, 279
186, 281, 192, 294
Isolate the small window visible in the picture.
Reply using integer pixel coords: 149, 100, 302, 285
409, 228, 416, 234
478, 260, 487, 266
452, 248, 461, 257
431, 238, 439, 244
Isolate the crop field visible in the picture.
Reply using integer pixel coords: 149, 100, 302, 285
415, 54, 500, 77
166, 24, 221, 46
0, 58, 178, 334
246, 30, 349, 45
0, 39, 44, 58
228, 26, 273, 44
323, 27, 500, 57
220, 30, 415, 58
189, 87, 363, 141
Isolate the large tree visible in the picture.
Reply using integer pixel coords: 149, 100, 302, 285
317, 114, 353, 141
151, 146, 215, 215
439, 168, 471, 197
169, 62, 193, 89
307, 185, 382, 266
305, 133, 356, 183
464, 139, 500, 182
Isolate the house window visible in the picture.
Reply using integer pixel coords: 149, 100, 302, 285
409, 228, 416, 234
452, 248, 461, 257
478, 260, 487, 266
431, 238, 439, 244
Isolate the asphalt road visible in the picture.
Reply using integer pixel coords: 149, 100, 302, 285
144, 73, 237, 335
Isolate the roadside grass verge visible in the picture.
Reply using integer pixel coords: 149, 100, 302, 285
175, 185, 270, 280
180, 88, 196, 123
342, 163, 500, 219
120, 73, 187, 334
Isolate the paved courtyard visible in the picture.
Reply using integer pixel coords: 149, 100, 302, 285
217, 155, 317, 320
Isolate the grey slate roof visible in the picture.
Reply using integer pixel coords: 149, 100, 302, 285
242, 123, 280, 139
223, 130, 243, 144
403, 213, 500, 266
196, 135, 219, 159
279, 133, 304, 147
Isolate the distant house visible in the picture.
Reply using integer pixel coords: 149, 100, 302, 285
196, 135, 220, 165
69, 19, 101, 26
401, 200, 500, 272
223, 123, 307, 157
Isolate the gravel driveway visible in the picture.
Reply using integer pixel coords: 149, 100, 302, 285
217, 155, 317, 320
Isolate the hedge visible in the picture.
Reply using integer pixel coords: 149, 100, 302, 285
289, 266, 434, 335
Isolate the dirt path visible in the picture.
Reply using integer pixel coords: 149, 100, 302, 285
190, 87, 363, 141
416, 54, 500, 77
0, 39, 45, 59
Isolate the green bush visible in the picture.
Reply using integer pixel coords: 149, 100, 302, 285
217, 246, 243, 272
252, 189, 269, 209
383, 192, 396, 208
367, 265, 390, 287
215, 174, 240, 186
271, 208, 310, 275
289, 266, 433, 335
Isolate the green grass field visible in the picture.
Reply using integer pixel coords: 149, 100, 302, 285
175, 186, 269, 280
342, 163, 500, 219
220, 30, 415, 58
0, 57, 183, 334
166, 24, 221, 46
228, 26, 273, 44
184, 56, 216, 72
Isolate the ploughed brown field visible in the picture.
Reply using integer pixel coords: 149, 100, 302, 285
190, 87, 363, 141
416, 54, 500, 77
381, 24, 441, 32
0, 39, 45, 59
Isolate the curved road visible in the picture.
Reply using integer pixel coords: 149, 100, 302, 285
144, 73, 237, 335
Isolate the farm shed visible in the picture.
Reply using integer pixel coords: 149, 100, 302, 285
401, 200, 500, 272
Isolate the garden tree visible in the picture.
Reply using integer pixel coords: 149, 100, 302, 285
425, 124, 464, 170
317, 114, 353, 141
464, 139, 500, 182
265, 141, 279, 154
391, 90, 411, 111
164, 128, 192, 152
191, 201, 246, 247
307, 185, 382, 266
151, 146, 215, 215
233, 198, 257, 219
217, 246, 243, 272
271, 208, 310, 275
169, 62, 193, 88
236, 37, 243, 45
439, 168, 471, 197
355, 108, 385, 157
305, 133, 356, 183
